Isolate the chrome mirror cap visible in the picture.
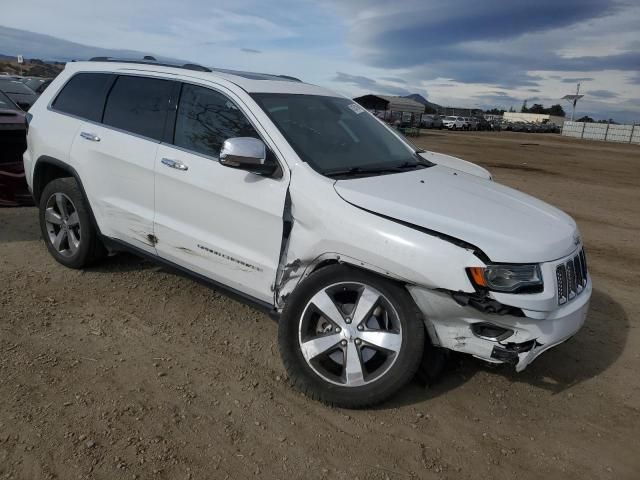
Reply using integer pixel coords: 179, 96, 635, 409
219, 137, 266, 167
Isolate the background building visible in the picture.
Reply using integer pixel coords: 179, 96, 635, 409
503, 112, 565, 125
353, 94, 425, 123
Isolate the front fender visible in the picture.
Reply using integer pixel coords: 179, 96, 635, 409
275, 165, 485, 307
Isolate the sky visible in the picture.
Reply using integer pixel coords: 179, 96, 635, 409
2, 0, 639, 122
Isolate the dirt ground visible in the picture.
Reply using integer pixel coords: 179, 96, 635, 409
1, 131, 639, 479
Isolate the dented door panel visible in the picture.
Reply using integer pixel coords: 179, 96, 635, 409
153, 144, 288, 304
69, 122, 158, 254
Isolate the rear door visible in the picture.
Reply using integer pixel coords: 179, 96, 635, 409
69, 74, 175, 253
153, 82, 289, 303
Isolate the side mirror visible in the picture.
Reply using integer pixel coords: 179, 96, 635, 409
219, 137, 277, 176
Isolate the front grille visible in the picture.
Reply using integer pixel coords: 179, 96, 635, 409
556, 248, 588, 305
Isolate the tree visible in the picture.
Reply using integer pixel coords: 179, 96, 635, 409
547, 104, 566, 117
521, 100, 528, 113
528, 103, 545, 114
577, 115, 594, 123
484, 108, 505, 115
508, 106, 516, 112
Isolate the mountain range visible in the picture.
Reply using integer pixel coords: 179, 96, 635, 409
0, 25, 177, 63
403, 93, 441, 113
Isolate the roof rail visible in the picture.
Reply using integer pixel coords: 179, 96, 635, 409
87, 57, 212, 73
277, 74, 302, 82
86, 57, 302, 82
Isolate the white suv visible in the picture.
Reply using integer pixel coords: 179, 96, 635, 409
24, 59, 591, 408
442, 116, 466, 130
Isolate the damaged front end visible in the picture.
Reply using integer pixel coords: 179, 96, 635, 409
408, 279, 591, 372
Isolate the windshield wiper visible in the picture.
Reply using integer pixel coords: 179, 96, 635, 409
325, 161, 426, 178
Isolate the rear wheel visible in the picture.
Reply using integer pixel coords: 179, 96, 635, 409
279, 265, 425, 408
39, 177, 105, 268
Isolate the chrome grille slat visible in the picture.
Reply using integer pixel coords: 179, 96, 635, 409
574, 257, 583, 292
566, 261, 576, 299
556, 264, 568, 305
580, 249, 588, 283
556, 248, 588, 305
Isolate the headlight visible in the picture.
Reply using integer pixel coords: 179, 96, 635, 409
467, 264, 542, 293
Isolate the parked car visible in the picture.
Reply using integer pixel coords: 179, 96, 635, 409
0, 78, 39, 111
19, 77, 53, 95
473, 117, 487, 131
442, 115, 466, 129
466, 117, 480, 131
24, 60, 591, 408
420, 114, 443, 129
0, 91, 32, 206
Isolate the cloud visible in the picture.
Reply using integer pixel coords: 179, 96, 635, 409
380, 76, 407, 84
342, 0, 618, 51
1, 0, 637, 121
333, 71, 412, 95
562, 77, 594, 83
334, 0, 638, 88
587, 89, 618, 99
471, 91, 522, 107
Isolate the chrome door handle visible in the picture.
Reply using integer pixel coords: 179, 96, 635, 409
161, 158, 189, 171
80, 132, 100, 142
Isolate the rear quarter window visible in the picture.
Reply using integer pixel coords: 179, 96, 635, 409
52, 73, 115, 122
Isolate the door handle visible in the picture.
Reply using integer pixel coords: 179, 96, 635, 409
161, 158, 189, 171
80, 132, 100, 142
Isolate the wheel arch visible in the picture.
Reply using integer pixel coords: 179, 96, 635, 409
33, 156, 101, 235
277, 252, 413, 308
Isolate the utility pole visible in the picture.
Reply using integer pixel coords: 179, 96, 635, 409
572, 83, 580, 121
562, 83, 584, 121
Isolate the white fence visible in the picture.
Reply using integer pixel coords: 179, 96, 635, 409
562, 121, 640, 144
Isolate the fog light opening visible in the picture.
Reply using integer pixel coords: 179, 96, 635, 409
471, 322, 514, 342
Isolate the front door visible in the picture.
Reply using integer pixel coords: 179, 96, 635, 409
153, 83, 288, 304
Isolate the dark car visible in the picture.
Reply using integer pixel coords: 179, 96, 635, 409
0, 78, 39, 111
0, 90, 32, 206
420, 114, 444, 129
19, 77, 53, 95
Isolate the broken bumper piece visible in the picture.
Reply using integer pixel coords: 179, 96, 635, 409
408, 280, 591, 372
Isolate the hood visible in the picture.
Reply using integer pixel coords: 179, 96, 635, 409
419, 151, 491, 180
334, 165, 578, 263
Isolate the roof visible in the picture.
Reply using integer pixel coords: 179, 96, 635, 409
63, 61, 339, 96
353, 94, 425, 114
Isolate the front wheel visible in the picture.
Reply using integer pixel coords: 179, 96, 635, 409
279, 265, 425, 408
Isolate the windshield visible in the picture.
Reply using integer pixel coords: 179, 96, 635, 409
22, 78, 46, 91
0, 91, 17, 109
0, 79, 36, 95
251, 93, 425, 175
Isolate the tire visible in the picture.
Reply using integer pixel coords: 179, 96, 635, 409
39, 177, 105, 269
279, 265, 425, 408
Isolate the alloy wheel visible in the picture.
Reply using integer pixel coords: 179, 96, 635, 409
44, 193, 81, 257
298, 282, 403, 387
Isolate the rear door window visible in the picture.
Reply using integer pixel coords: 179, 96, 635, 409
52, 73, 115, 122
173, 83, 259, 158
103, 75, 173, 141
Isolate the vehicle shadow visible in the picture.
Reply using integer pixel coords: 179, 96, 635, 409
84, 252, 156, 274
381, 287, 628, 409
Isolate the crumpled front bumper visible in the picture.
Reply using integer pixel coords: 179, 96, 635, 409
408, 279, 591, 372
